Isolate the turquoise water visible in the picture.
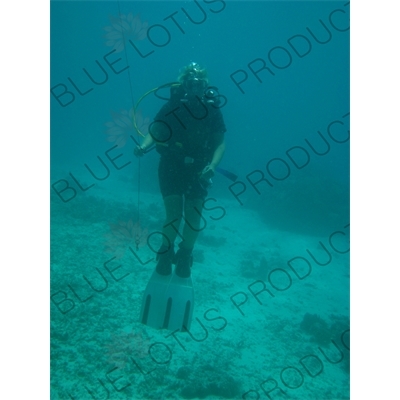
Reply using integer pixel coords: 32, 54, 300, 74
50, 1, 350, 399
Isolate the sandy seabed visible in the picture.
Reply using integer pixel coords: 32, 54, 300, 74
51, 184, 349, 400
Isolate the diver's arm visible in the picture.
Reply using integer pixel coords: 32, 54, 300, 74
201, 139, 226, 179
209, 139, 226, 169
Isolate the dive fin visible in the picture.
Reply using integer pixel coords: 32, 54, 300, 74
140, 271, 194, 332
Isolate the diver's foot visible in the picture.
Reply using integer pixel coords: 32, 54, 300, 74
156, 244, 174, 275
174, 244, 193, 278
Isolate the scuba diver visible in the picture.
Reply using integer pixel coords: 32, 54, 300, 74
134, 62, 226, 279
135, 62, 226, 331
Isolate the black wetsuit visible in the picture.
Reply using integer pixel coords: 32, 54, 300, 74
152, 85, 226, 199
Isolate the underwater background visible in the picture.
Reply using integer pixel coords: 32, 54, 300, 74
50, 1, 350, 399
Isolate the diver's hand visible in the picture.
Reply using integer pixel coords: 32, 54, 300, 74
134, 145, 146, 157
200, 164, 215, 181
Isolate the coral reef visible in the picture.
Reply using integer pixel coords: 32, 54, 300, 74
193, 248, 205, 264
179, 369, 241, 399
300, 313, 332, 346
300, 313, 349, 350
104, 328, 151, 372
240, 250, 283, 280
249, 171, 349, 235
198, 234, 227, 247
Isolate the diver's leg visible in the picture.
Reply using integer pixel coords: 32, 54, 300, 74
156, 195, 183, 275
182, 198, 205, 248
162, 195, 184, 245
175, 198, 204, 277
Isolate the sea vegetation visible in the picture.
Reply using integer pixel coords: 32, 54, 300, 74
240, 250, 283, 280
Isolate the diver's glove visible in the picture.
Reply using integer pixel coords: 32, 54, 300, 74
134, 145, 146, 157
